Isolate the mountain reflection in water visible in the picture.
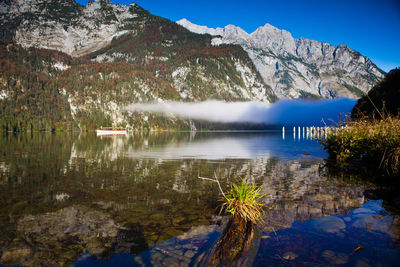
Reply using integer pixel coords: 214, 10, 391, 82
0, 132, 399, 266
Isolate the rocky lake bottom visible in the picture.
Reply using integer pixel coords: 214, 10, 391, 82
0, 131, 399, 266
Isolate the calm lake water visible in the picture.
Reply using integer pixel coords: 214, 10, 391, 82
0, 131, 399, 266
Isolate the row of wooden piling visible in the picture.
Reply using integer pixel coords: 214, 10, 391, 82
282, 126, 339, 140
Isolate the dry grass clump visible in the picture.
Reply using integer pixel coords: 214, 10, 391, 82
322, 115, 400, 176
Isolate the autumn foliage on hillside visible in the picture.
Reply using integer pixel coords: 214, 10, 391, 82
0, 44, 76, 131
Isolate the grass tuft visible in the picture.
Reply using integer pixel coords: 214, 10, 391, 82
221, 180, 265, 224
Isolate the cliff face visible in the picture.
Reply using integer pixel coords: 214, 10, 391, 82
178, 19, 385, 99
1, 0, 129, 56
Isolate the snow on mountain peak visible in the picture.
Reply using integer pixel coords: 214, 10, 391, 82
176, 18, 223, 36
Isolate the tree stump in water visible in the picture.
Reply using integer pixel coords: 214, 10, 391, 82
207, 215, 255, 266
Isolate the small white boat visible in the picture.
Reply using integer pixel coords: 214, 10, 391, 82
96, 127, 128, 136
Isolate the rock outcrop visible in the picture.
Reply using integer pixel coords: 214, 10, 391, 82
0, 0, 133, 57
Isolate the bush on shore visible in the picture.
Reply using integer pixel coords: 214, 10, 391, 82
322, 115, 400, 177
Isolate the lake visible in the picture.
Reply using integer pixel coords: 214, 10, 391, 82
0, 131, 399, 266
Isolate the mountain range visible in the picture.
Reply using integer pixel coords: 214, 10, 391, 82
177, 19, 384, 99
0, 0, 386, 131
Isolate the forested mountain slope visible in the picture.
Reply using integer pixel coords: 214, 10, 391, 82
0, 0, 275, 131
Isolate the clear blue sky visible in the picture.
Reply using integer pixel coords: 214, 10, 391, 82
76, 0, 400, 72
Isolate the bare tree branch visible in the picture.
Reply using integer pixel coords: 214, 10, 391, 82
199, 174, 227, 199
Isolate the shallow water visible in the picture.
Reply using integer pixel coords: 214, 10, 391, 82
0, 131, 399, 266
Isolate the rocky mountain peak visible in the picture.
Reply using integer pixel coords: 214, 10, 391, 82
250, 23, 296, 54
87, 0, 114, 11
89, 0, 112, 3
222, 24, 250, 42
178, 19, 385, 99
85, 0, 118, 22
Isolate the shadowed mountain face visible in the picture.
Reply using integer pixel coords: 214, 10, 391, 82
352, 68, 400, 119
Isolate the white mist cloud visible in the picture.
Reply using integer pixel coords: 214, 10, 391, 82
126, 101, 268, 123
125, 99, 357, 126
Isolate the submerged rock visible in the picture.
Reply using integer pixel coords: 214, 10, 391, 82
310, 216, 346, 233
2, 205, 121, 266
321, 249, 349, 265
18, 205, 118, 241
0, 240, 32, 266
132, 223, 222, 266
282, 251, 299, 260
